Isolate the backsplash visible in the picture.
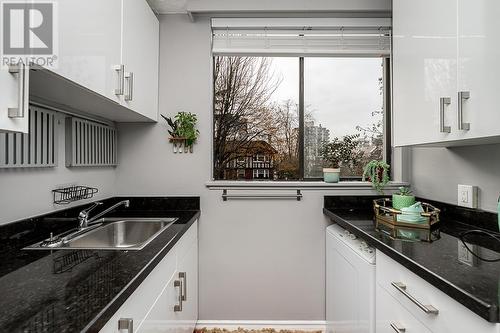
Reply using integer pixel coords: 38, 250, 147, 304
324, 195, 498, 232
410, 144, 500, 212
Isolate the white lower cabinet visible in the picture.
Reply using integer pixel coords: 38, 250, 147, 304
140, 224, 198, 333
376, 284, 432, 333
138, 272, 182, 333
99, 220, 198, 333
376, 251, 499, 333
176, 237, 198, 333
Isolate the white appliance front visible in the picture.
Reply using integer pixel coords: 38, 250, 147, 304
326, 223, 376, 333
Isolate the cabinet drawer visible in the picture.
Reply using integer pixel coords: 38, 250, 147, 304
376, 284, 432, 333
99, 249, 177, 332
376, 251, 498, 333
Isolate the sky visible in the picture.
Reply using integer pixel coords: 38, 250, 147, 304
268, 57, 383, 138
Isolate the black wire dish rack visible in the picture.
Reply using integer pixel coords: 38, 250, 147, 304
52, 185, 99, 204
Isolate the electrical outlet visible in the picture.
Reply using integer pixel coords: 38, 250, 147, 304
457, 184, 478, 208
457, 240, 477, 267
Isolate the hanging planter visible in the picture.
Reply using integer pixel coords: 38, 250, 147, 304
161, 112, 199, 154
362, 160, 390, 193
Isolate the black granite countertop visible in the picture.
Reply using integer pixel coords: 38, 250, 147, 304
324, 196, 500, 323
0, 197, 200, 332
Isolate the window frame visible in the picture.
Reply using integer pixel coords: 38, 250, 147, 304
212, 56, 391, 182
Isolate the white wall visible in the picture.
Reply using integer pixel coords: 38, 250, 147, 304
115, 14, 334, 320
409, 144, 500, 212
0, 112, 116, 225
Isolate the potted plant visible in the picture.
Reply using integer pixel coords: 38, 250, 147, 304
320, 134, 362, 183
362, 160, 390, 193
392, 186, 416, 210
161, 112, 199, 153
320, 143, 341, 183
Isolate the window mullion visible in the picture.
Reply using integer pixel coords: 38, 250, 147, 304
299, 57, 305, 180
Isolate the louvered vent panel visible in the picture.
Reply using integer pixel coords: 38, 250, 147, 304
0, 107, 57, 168
65, 117, 117, 167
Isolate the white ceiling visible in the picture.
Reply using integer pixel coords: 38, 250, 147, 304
147, 0, 189, 14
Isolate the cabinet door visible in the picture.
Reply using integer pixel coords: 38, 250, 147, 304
54, 0, 122, 103
457, 0, 500, 140
98, 251, 177, 333
138, 272, 183, 333
393, 0, 458, 146
376, 284, 433, 333
176, 239, 198, 333
121, 0, 159, 121
0, 67, 29, 133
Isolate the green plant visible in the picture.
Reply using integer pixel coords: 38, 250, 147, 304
161, 112, 200, 146
362, 160, 390, 193
395, 186, 413, 196
320, 134, 363, 169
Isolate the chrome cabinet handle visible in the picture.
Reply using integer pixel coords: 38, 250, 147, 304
174, 279, 183, 312
390, 322, 406, 332
124, 72, 134, 101
8, 62, 29, 118
439, 97, 451, 133
118, 318, 133, 332
458, 91, 470, 130
179, 272, 187, 301
114, 64, 124, 95
391, 282, 439, 315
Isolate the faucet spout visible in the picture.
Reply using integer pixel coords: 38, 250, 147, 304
78, 200, 130, 230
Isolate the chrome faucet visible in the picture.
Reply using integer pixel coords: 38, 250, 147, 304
78, 200, 130, 230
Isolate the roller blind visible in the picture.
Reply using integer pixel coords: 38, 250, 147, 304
211, 18, 391, 57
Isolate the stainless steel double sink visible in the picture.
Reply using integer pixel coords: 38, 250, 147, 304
25, 217, 178, 251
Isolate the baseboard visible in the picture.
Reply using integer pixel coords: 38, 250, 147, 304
195, 320, 326, 332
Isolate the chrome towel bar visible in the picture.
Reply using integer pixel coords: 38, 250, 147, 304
222, 189, 302, 201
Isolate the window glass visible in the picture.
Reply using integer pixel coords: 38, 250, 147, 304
304, 58, 384, 178
213, 57, 299, 180
213, 56, 385, 181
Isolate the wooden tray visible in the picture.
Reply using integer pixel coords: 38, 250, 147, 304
373, 198, 440, 230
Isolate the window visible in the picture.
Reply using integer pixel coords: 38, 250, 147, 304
253, 169, 270, 179
213, 56, 388, 181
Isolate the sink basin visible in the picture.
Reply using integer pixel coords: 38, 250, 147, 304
25, 218, 178, 250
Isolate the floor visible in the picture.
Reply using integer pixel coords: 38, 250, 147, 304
195, 328, 322, 333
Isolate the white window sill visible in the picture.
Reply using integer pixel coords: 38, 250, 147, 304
206, 180, 409, 191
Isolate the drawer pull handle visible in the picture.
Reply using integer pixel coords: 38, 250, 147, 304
391, 281, 439, 315
179, 272, 187, 301
458, 91, 470, 130
8, 62, 29, 119
390, 322, 406, 332
174, 279, 183, 312
124, 72, 134, 101
439, 97, 451, 133
114, 64, 124, 95
118, 318, 133, 332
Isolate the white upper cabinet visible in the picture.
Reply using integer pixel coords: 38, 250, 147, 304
54, 0, 122, 104
393, 0, 500, 146
55, 0, 159, 121
18, 0, 159, 129
121, 0, 160, 121
393, 0, 457, 146
457, 0, 500, 141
